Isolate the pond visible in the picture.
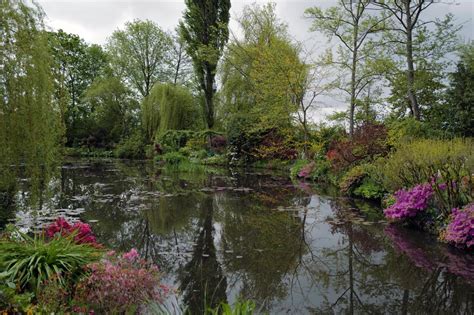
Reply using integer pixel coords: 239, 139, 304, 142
2, 159, 474, 314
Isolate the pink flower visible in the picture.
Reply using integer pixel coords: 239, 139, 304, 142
122, 248, 139, 262
45, 217, 97, 245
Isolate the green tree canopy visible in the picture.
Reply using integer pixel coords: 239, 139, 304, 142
142, 83, 204, 142
107, 19, 173, 98
47, 29, 108, 145
0, 0, 63, 192
220, 3, 307, 132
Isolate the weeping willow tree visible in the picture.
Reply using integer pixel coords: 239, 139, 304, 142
141, 83, 204, 142
0, 1, 64, 202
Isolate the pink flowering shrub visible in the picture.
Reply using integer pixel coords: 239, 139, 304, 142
298, 162, 315, 179
443, 203, 474, 249
73, 248, 168, 313
384, 183, 434, 220
45, 217, 97, 245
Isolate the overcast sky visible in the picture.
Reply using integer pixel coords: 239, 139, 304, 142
36, 0, 474, 120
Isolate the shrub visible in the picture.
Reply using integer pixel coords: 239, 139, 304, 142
386, 117, 441, 147
210, 135, 227, 153
73, 249, 166, 313
383, 183, 434, 220
45, 217, 97, 245
162, 152, 187, 165
298, 162, 315, 179
353, 179, 385, 200
36, 277, 69, 312
202, 154, 228, 166
252, 129, 298, 161
327, 122, 388, 170
340, 165, 366, 195
442, 203, 474, 249
290, 160, 309, 178
377, 138, 473, 213
114, 131, 146, 159
0, 229, 102, 292
340, 164, 385, 199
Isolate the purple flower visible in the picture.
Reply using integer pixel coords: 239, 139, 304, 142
384, 183, 434, 220
444, 203, 474, 249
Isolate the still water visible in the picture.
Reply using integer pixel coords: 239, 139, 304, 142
2, 159, 474, 314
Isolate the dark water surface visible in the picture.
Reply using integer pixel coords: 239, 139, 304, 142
3, 159, 474, 314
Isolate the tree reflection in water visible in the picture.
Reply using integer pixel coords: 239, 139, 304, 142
179, 196, 227, 314
3, 160, 473, 314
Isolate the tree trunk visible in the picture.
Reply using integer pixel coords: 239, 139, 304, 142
204, 64, 214, 129
405, 1, 420, 120
349, 21, 359, 138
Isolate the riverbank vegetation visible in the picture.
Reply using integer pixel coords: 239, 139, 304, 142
1, 0, 473, 311
2, 0, 472, 240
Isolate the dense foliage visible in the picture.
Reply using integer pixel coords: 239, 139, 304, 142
1, 1, 473, 311
0, 218, 168, 313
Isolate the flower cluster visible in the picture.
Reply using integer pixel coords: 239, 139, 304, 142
384, 183, 434, 220
298, 162, 315, 179
444, 203, 474, 249
45, 217, 97, 245
73, 249, 167, 313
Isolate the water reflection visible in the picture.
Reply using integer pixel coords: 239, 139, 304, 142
3, 159, 473, 314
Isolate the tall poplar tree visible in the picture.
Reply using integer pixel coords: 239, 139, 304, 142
179, 0, 231, 129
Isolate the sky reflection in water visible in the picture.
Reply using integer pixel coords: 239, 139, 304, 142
2, 159, 473, 314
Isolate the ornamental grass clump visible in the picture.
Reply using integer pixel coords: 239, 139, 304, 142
384, 183, 434, 220
73, 249, 168, 313
0, 229, 102, 293
443, 203, 474, 249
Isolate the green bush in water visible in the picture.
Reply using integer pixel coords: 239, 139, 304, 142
353, 178, 385, 200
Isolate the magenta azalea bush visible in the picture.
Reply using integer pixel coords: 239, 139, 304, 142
73, 248, 169, 313
384, 183, 434, 220
444, 203, 474, 249
46, 217, 97, 245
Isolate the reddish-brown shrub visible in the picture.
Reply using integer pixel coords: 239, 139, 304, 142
327, 123, 388, 170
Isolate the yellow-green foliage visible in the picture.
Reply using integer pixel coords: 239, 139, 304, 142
386, 118, 441, 147
220, 3, 307, 133
377, 138, 474, 191
141, 84, 204, 143
0, 1, 64, 196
